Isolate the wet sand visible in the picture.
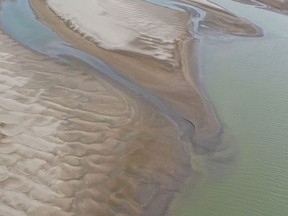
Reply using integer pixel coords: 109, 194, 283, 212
0, 29, 193, 215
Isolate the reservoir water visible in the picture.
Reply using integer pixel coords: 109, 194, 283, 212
1, 0, 288, 215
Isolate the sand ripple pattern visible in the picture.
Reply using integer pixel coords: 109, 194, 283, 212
0, 32, 191, 216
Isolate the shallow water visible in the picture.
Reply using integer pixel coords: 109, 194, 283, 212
170, 38, 288, 216
1, 0, 288, 215
170, 0, 288, 215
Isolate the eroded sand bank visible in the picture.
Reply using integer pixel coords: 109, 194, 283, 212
0, 30, 192, 215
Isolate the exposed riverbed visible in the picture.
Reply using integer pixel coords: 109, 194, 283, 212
1, 0, 288, 215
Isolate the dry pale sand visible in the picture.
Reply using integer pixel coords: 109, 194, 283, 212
0, 30, 192, 215
47, 0, 189, 67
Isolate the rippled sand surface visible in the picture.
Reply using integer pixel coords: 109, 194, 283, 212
0, 0, 274, 215
0, 31, 191, 216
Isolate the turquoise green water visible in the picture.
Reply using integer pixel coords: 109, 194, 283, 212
170, 0, 288, 215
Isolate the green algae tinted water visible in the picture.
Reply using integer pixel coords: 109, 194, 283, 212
170, 1, 288, 215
